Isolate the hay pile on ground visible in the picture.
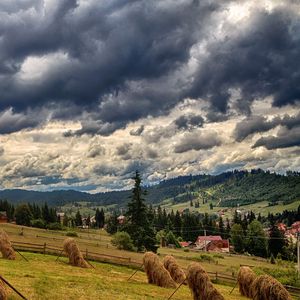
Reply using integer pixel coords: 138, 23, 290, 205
186, 263, 224, 300
0, 278, 7, 300
237, 266, 256, 298
163, 255, 186, 284
250, 274, 292, 300
143, 252, 176, 288
0, 230, 16, 260
63, 238, 88, 268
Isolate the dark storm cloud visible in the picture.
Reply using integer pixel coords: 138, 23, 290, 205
252, 126, 300, 150
187, 8, 300, 113
174, 131, 222, 153
234, 112, 300, 141
174, 113, 204, 130
0, 0, 218, 130
64, 120, 126, 137
1, 1, 299, 136
0, 108, 46, 134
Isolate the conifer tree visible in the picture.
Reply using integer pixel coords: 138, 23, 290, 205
125, 171, 156, 251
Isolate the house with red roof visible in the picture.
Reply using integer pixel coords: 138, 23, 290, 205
277, 223, 287, 232
195, 235, 229, 252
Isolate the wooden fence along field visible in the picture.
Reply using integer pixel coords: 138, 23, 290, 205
10, 240, 300, 298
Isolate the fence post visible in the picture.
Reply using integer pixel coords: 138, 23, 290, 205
43, 243, 46, 255
216, 272, 218, 281
86, 248, 88, 259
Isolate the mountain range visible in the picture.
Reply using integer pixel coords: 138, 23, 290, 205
0, 170, 299, 208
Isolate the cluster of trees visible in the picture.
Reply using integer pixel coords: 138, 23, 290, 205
0, 199, 106, 230
73, 208, 105, 228
14, 203, 59, 229
108, 176, 299, 260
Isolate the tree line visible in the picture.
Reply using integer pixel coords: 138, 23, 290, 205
0, 200, 105, 230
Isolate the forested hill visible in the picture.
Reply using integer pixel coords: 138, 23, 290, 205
0, 170, 299, 207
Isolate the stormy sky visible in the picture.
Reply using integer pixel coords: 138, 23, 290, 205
0, 0, 299, 192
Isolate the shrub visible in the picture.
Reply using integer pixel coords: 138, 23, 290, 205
195, 254, 216, 263
31, 219, 46, 229
47, 222, 63, 230
66, 231, 78, 237
184, 248, 190, 252
111, 231, 136, 251
213, 253, 225, 259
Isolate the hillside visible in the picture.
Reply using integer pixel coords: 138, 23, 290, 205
0, 170, 299, 208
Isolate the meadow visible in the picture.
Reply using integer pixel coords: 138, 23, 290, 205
0, 223, 299, 299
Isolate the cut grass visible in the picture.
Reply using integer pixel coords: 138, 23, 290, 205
0, 252, 248, 300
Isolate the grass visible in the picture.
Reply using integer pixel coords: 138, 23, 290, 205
0, 224, 299, 298
161, 198, 300, 219
0, 252, 248, 300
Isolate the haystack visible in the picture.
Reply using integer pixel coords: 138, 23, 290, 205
63, 238, 88, 268
0, 278, 7, 300
163, 255, 186, 284
250, 274, 292, 300
0, 230, 16, 260
237, 266, 256, 298
143, 252, 176, 288
187, 263, 224, 300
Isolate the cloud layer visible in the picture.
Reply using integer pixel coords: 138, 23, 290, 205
0, 0, 299, 191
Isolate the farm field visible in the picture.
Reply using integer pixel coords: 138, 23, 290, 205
0, 223, 299, 299
0, 252, 248, 300
161, 198, 300, 219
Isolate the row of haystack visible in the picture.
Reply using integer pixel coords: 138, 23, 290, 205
237, 266, 292, 300
143, 252, 224, 299
143, 252, 176, 288
0, 230, 88, 269
0, 230, 16, 260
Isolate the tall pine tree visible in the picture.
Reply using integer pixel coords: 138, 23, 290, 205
125, 171, 156, 252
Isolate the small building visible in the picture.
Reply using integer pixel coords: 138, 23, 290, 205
0, 211, 8, 223
57, 212, 65, 225
206, 240, 230, 253
291, 221, 300, 231
117, 215, 125, 224
196, 235, 222, 248
195, 235, 227, 251
179, 241, 192, 248
277, 223, 287, 232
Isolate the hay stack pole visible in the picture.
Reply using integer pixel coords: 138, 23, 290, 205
0, 278, 7, 300
0, 230, 16, 260
63, 238, 89, 268
143, 252, 176, 288
250, 274, 292, 300
187, 263, 225, 300
237, 266, 256, 298
163, 255, 186, 284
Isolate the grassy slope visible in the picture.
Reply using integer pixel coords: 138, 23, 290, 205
0, 252, 249, 300
161, 198, 300, 219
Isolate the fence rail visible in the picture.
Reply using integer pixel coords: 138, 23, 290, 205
11, 241, 300, 298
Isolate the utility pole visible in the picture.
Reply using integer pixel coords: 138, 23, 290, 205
204, 229, 207, 252
297, 232, 300, 278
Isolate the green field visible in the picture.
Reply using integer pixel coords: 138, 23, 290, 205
0, 252, 249, 300
0, 224, 299, 299
161, 198, 300, 219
